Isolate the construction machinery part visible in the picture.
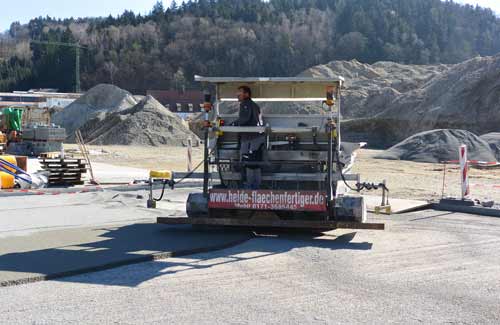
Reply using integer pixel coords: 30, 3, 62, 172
157, 217, 384, 231
159, 76, 384, 232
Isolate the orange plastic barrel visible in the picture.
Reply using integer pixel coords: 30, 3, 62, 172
0, 155, 17, 189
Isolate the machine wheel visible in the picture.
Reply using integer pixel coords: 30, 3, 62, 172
186, 193, 211, 230
186, 193, 208, 219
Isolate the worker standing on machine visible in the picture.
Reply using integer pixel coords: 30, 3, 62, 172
231, 86, 264, 189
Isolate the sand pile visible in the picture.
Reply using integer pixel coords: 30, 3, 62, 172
53, 84, 138, 136
299, 56, 500, 147
299, 59, 449, 119
481, 133, 500, 160
79, 95, 199, 146
375, 129, 497, 163
373, 55, 500, 142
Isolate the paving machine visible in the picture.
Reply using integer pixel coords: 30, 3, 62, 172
157, 76, 384, 231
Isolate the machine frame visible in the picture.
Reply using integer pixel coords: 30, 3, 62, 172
157, 76, 384, 231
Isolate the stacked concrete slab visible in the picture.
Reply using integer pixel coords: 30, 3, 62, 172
8, 126, 66, 156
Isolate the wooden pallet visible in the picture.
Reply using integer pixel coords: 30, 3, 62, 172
38, 152, 61, 159
39, 158, 87, 186
47, 178, 85, 186
41, 163, 86, 169
39, 158, 85, 163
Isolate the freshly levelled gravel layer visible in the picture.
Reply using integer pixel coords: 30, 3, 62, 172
0, 211, 499, 324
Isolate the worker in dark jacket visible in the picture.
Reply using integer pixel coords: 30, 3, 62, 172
233, 86, 262, 127
232, 86, 264, 189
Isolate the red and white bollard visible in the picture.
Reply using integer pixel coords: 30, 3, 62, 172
459, 144, 470, 199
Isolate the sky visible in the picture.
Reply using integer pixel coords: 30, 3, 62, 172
0, 0, 499, 33
455, 0, 500, 12
0, 0, 172, 32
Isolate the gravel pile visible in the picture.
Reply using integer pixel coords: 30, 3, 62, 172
299, 59, 449, 119
79, 95, 199, 146
373, 55, 500, 143
480, 133, 500, 160
53, 84, 138, 137
375, 129, 497, 163
301, 56, 500, 147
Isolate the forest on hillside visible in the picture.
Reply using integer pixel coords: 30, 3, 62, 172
1, 0, 500, 93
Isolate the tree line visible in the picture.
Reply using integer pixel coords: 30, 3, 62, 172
1, 0, 500, 93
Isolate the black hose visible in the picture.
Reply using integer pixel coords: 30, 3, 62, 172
334, 139, 359, 192
153, 149, 215, 202
334, 140, 390, 194
153, 179, 169, 202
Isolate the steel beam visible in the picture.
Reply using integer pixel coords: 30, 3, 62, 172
157, 217, 384, 230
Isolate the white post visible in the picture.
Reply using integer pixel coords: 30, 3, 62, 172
187, 137, 192, 172
459, 144, 469, 199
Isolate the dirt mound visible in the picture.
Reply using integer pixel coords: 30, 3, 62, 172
53, 84, 138, 136
375, 129, 497, 163
372, 55, 500, 142
79, 95, 199, 146
299, 59, 449, 119
481, 133, 500, 160
299, 56, 500, 148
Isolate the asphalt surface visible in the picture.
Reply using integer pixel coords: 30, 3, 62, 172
1, 210, 499, 324
0, 188, 252, 286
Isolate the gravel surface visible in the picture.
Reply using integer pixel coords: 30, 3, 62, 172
353, 149, 500, 202
1, 211, 499, 324
0, 189, 177, 238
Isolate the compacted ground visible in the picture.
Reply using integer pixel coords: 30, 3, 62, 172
1, 151, 500, 323
353, 149, 500, 202
0, 209, 499, 324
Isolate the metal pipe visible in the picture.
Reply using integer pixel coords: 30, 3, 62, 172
327, 122, 333, 220
336, 83, 342, 143
203, 118, 209, 197
202, 90, 213, 197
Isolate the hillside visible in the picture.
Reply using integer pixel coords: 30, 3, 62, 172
1, 0, 500, 93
